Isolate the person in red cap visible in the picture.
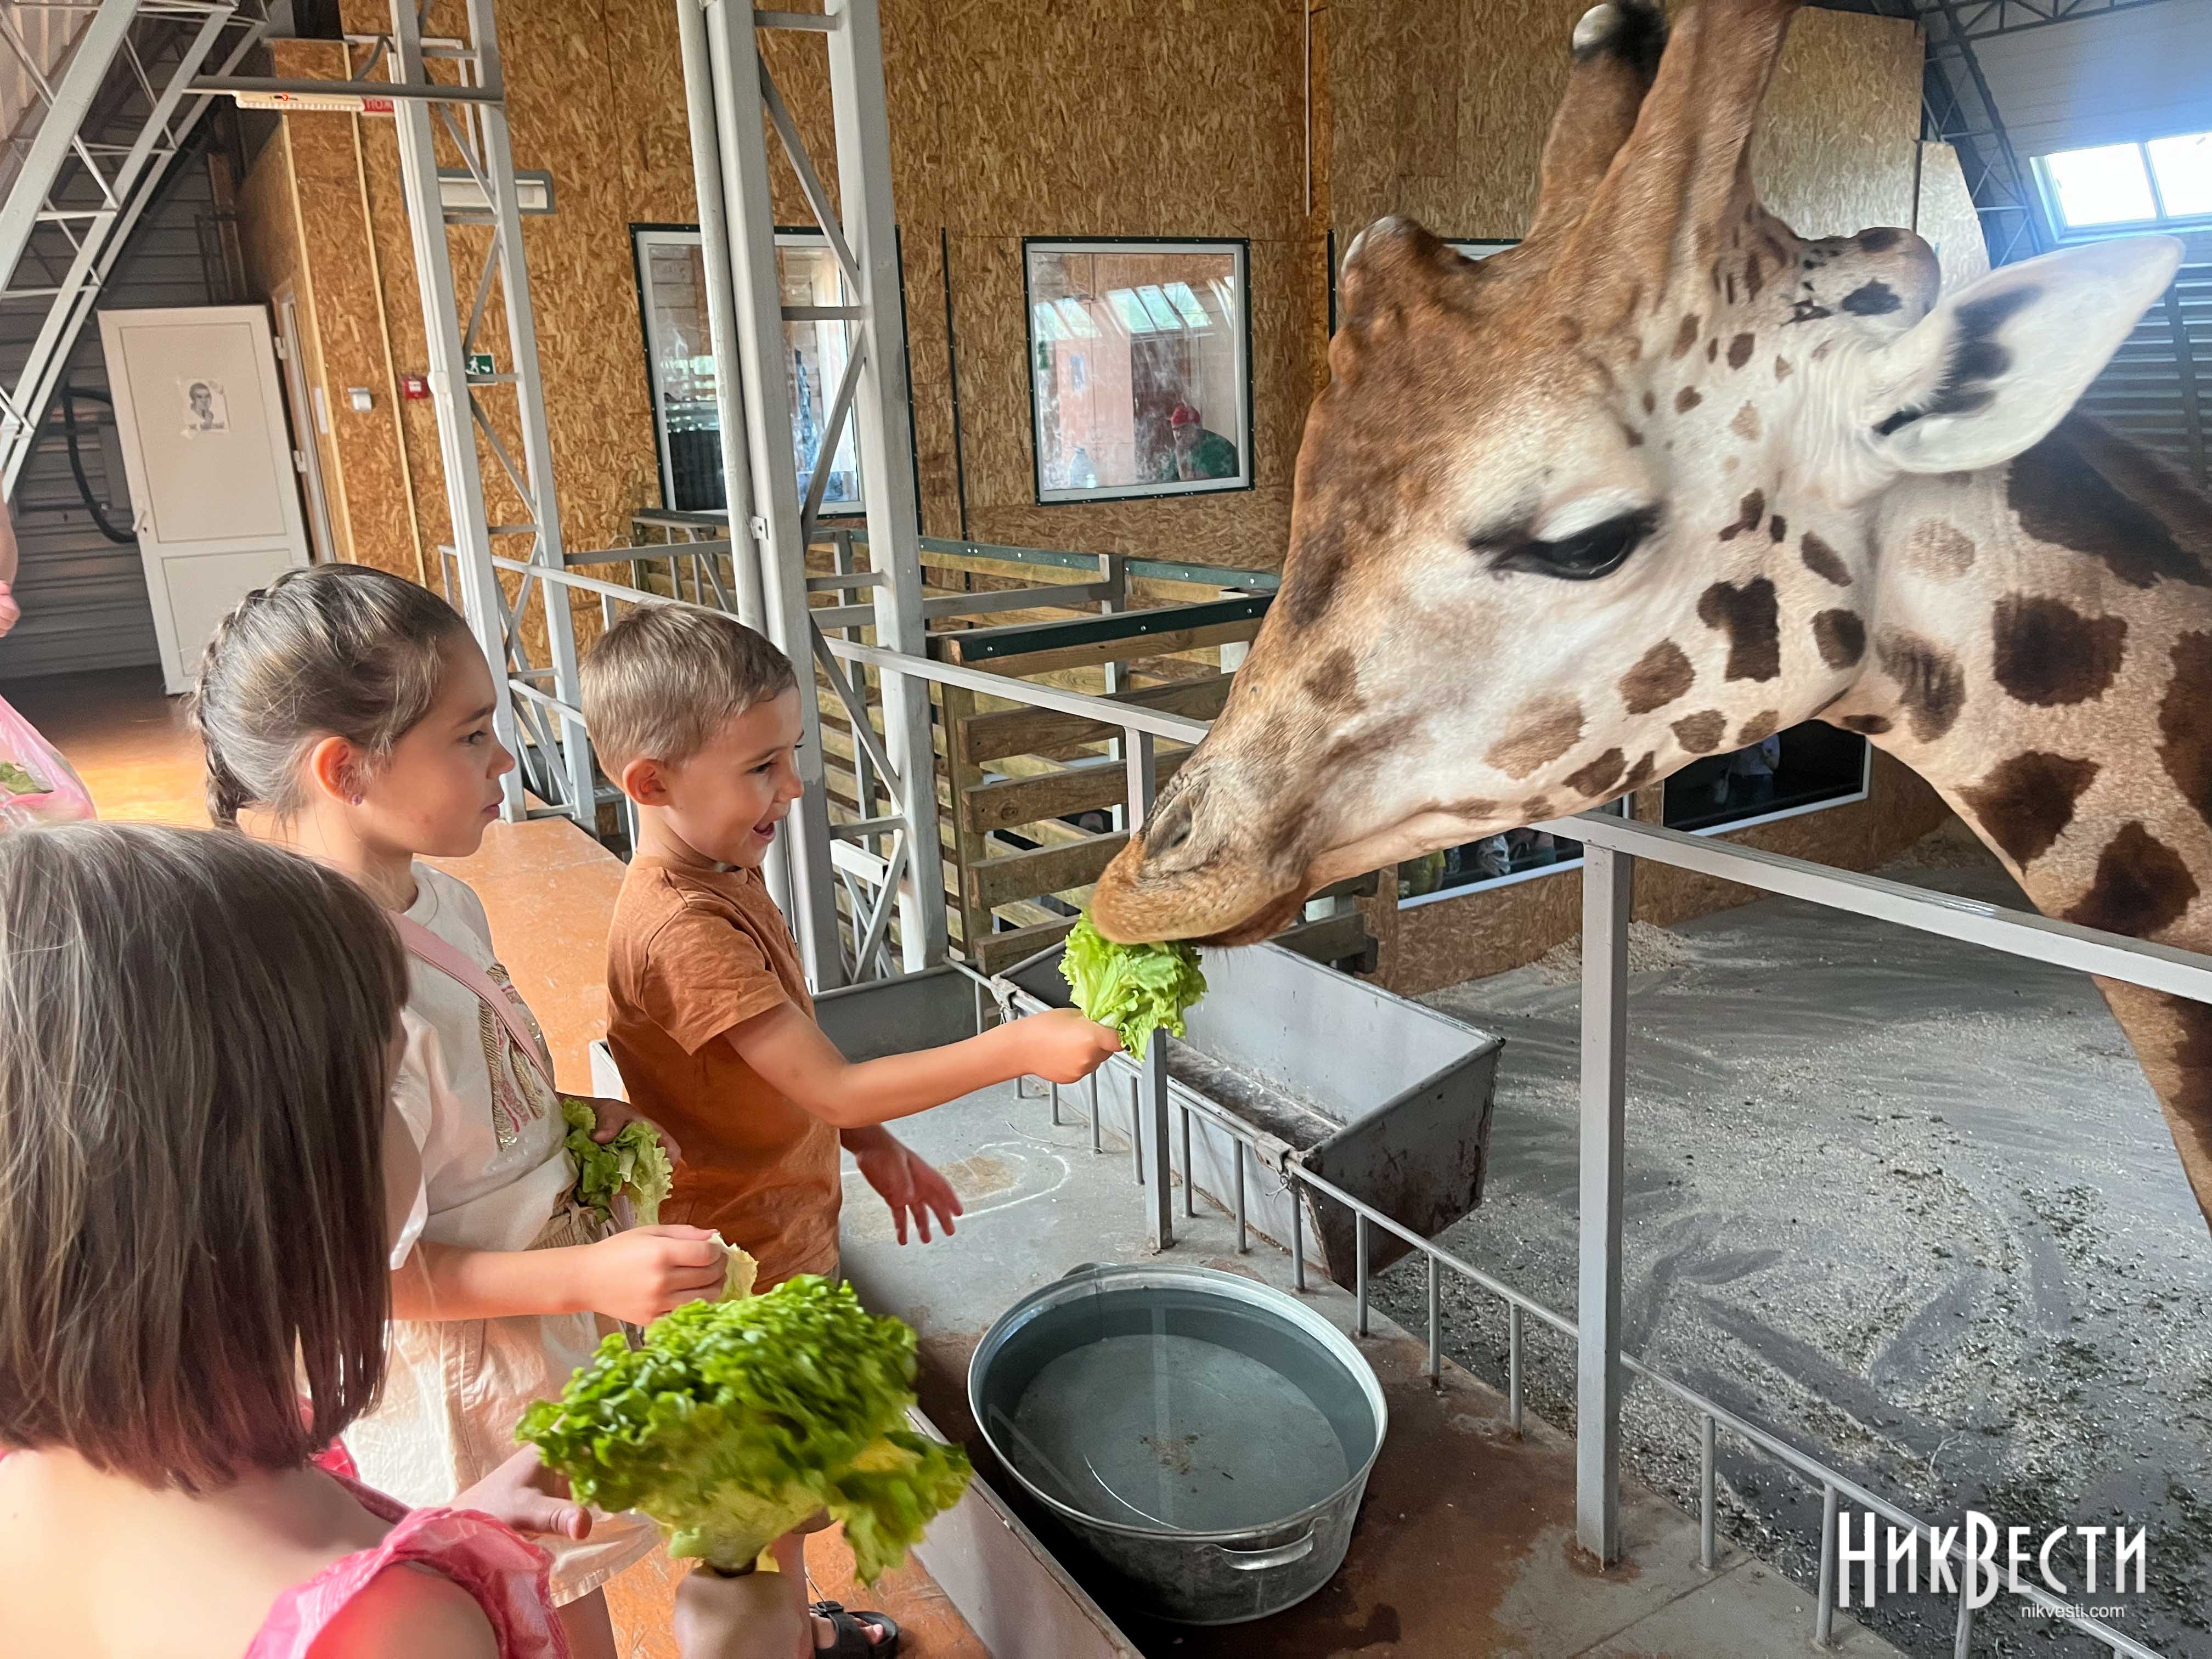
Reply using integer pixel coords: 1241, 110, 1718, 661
1166, 402, 1239, 483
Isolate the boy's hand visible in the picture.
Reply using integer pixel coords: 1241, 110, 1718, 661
1012, 1007, 1124, 1084
455, 1446, 593, 1542
578, 1224, 727, 1324
578, 1093, 683, 1165
849, 1131, 963, 1244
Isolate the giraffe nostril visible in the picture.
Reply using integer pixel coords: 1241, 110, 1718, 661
1146, 798, 1195, 860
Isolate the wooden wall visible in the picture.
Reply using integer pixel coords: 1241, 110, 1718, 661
236, 0, 1955, 992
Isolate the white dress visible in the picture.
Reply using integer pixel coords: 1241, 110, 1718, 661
344, 863, 658, 1604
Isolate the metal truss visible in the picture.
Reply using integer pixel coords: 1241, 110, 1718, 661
0, 0, 270, 493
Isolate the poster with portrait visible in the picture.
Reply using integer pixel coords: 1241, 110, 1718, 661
179, 377, 229, 436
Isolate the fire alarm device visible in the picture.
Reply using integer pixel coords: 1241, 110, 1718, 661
346, 387, 374, 414
402, 374, 431, 400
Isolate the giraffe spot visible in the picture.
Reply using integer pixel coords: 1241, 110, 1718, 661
1769, 514, 1788, 543
1875, 629, 1966, 742
1904, 518, 1976, 580
1672, 710, 1728, 753
1724, 456, 1739, 473
1731, 402, 1760, 441
1743, 255, 1765, 301
1736, 710, 1781, 746
2008, 422, 2210, 590
1521, 795, 1556, 821
1620, 640, 1695, 714
1444, 798, 1502, 824
1568, 748, 1627, 798
1620, 422, 1645, 448
1697, 577, 1781, 681
1958, 751, 2100, 868
2157, 632, 2212, 833
1706, 337, 1719, 364
1858, 227, 1905, 252
1621, 751, 1658, 792
1717, 489, 1765, 541
1838, 714, 1893, 735
1675, 385, 1702, 413
1991, 595, 2126, 706
1812, 608, 1866, 669
1642, 389, 1657, 415
1670, 314, 1701, 359
1725, 269, 1737, 305
1283, 522, 1350, 626
1841, 280, 1901, 317
1799, 531, 1852, 586
1303, 646, 1362, 713
2062, 822, 2199, 938
1486, 696, 1583, 780
1774, 356, 1793, 380
1727, 332, 1754, 370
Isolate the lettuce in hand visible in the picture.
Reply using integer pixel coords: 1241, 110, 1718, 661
562, 1096, 675, 1226
517, 1277, 969, 1582
1059, 911, 1206, 1061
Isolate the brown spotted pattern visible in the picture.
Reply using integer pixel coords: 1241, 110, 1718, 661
1812, 608, 1866, 669
1717, 490, 1765, 541
1486, 695, 1583, 780
2157, 632, 2212, 832
1696, 577, 1781, 681
1672, 710, 1728, 753
1905, 519, 1976, 581
1619, 640, 1695, 714
1990, 595, 2126, 706
2062, 822, 2200, 937
1736, 710, 1781, 745
1675, 386, 1703, 413
1568, 748, 1627, 797
1731, 403, 1760, 441
1957, 751, 2100, 867
1874, 629, 1966, 742
1726, 332, 1754, 370
1799, 531, 1852, 586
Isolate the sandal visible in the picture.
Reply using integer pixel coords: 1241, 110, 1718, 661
811, 1599, 901, 1658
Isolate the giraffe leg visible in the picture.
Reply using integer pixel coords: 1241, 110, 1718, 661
2093, 979, 2212, 1237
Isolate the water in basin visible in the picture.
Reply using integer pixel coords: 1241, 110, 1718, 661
981, 1283, 1375, 1534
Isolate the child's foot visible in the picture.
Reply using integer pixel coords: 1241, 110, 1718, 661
810, 1600, 898, 1654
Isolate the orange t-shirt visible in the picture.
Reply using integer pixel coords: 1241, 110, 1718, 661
605, 855, 838, 1286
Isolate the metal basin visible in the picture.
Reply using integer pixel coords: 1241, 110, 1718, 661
969, 1263, 1387, 1626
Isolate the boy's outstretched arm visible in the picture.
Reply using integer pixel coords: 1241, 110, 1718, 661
727, 1002, 1120, 1130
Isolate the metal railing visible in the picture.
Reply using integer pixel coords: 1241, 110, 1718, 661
484, 549, 2186, 1657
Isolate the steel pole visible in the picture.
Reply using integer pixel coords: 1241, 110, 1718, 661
1576, 844, 1632, 1562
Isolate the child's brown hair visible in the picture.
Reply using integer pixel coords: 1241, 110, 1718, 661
0, 824, 408, 1490
580, 602, 796, 775
186, 563, 472, 826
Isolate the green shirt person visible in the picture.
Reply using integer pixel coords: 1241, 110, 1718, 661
1166, 404, 1239, 482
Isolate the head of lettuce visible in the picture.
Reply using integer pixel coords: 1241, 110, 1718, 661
517, 1276, 969, 1582
1058, 912, 1206, 1061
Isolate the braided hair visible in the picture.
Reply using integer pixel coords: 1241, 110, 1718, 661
184, 566, 471, 827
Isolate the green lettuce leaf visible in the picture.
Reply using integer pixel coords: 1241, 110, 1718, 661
1059, 911, 1206, 1060
562, 1097, 675, 1225
517, 1277, 970, 1582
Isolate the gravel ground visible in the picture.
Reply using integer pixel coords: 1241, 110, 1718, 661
1373, 842, 2212, 1658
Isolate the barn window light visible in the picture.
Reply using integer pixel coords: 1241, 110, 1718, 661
2036, 132, 2212, 236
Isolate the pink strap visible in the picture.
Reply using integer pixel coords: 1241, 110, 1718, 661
390, 912, 556, 1091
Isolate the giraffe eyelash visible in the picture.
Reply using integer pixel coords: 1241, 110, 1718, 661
1485, 506, 1661, 582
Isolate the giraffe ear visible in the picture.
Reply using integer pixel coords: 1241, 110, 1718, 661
1858, 235, 2182, 476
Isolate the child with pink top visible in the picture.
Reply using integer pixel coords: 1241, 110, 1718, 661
0, 823, 801, 1659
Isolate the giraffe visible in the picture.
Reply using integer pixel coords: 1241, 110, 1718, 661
1089, 0, 2212, 1232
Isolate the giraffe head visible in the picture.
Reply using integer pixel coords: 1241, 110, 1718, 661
1092, 0, 2180, 946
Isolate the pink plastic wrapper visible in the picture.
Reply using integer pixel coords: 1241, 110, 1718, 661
0, 694, 95, 829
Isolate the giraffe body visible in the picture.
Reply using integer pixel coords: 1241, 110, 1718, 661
1091, 0, 2212, 1228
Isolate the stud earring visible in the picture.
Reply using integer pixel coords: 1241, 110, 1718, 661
348, 792, 365, 806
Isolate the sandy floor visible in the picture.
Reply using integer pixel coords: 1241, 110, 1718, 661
1380, 836, 2212, 1658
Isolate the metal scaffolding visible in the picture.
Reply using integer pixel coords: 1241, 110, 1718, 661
0, 0, 270, 494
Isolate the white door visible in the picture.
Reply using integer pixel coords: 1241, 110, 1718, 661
97, 305, 312, 693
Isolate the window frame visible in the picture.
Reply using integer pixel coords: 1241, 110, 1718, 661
2032, 134, 2212, 241
628, 223, 867, 518
1022, 235, 1255, 506
1396, 795, 1631, 911
1660, 727, 1874, 839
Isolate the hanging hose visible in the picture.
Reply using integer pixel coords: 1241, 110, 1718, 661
60, 385, 136, 545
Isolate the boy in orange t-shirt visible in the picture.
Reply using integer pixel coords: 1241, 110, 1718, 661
584, 603, 1121, 1291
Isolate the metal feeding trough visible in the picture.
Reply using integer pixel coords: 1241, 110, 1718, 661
997, 939, 1502, 1288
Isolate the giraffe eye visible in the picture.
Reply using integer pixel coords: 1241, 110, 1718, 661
1491, 507, 1659, 582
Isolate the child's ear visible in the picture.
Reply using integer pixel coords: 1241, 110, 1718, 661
305, 734, 363, 806
1855, 235, 2181, 475
621, 755, 673, 808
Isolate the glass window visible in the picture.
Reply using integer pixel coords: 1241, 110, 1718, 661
1025, 240, 1250, 503
1397, 797, 1629, 907
2038, 134, 2212, 235
631, 227, 861, 516
1661, 723, 1869, 835
2147, 131, 2212, 218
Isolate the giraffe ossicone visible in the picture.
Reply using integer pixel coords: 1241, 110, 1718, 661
1091, 0, 2212, 1232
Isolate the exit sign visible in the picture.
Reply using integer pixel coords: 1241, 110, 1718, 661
466, 352, 495, 377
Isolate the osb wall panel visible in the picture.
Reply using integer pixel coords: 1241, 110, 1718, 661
1369, 751, 1953, 998
1329, 1, 1921, 244
1914, 141, 1991, 294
